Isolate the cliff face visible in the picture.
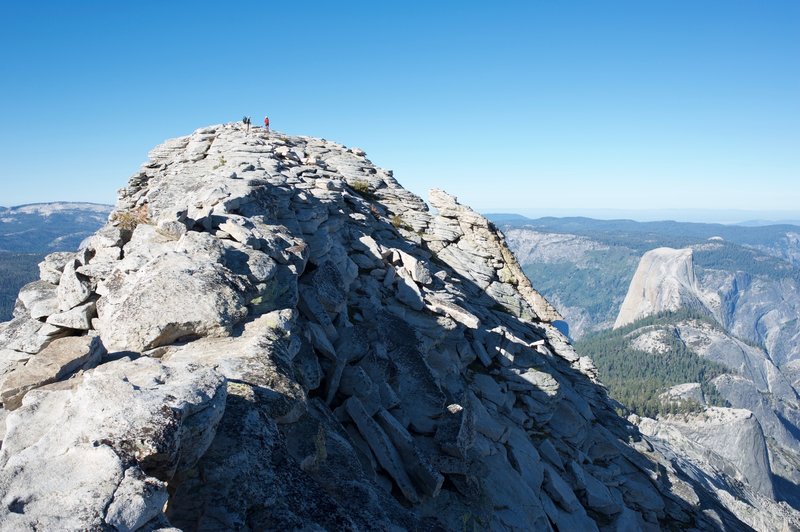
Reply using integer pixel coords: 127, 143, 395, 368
503, 228, 635, 338
615, 246, 800, 373
0, 124, 798, 530
614, 247, 711, 329
635, 408, 794, 532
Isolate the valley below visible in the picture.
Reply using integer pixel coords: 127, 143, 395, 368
497, 214, 800, 513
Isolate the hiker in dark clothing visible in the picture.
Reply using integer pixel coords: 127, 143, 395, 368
242, 116, 251, 135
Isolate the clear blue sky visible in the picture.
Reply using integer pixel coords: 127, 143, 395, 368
1, 1, 798, 221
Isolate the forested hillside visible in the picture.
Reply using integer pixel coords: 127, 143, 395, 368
575, 310, 730, 417
521, 246, 638, 333
693, 241, 800, 282
0, 252, 44, 320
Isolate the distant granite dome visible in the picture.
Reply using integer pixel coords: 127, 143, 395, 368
613, 247, 705, 329
0, 124, 797, 530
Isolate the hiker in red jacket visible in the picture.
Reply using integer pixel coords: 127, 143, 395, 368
263, 116, 270, 133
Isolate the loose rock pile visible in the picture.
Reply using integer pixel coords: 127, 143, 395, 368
1, 124, 797, 530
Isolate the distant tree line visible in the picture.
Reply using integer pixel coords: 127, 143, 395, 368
574, 309, 731, 418
694, 242, 799, 283
502, 216, 800, 249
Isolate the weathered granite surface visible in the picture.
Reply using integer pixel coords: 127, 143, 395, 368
0, 124, 797, 531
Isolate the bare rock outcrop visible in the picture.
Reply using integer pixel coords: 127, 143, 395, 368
639, 408, 774, 498
0, 357, 225, 531
0, 124, 797, 530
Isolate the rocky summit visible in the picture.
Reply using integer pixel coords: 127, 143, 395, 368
0, 124, 798, 531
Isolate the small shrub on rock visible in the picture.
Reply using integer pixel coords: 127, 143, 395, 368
111, 205, 150, 231
351, 180, 373, 198
390, 214, 411, 231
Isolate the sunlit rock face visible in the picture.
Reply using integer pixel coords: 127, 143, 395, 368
0, 124, 798, 531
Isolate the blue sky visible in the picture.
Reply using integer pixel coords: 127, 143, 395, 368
1, 1, 798, 221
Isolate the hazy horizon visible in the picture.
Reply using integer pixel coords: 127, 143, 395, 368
482, 207, 800, 226
4, 198, 800, 227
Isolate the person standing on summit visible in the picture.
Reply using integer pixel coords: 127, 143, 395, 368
263, 115, 270, 134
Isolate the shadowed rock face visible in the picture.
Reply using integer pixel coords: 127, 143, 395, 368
1, 124, 798, 530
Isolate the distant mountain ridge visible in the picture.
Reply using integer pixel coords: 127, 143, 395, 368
485, 210, 800, 226
495, 215, 800, 339
0, 202, 113, 215
737, 219, 800, 227
0, 202, 112, 253
493, 214, 800, 259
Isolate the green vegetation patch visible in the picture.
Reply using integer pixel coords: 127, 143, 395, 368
694, 241, 799, 283
575, 309, 730, 417
110, 205, 150, 231
350, 179, 375, 199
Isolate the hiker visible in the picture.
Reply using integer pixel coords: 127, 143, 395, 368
264, 115, 270, 134
242, 116, 251, 135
